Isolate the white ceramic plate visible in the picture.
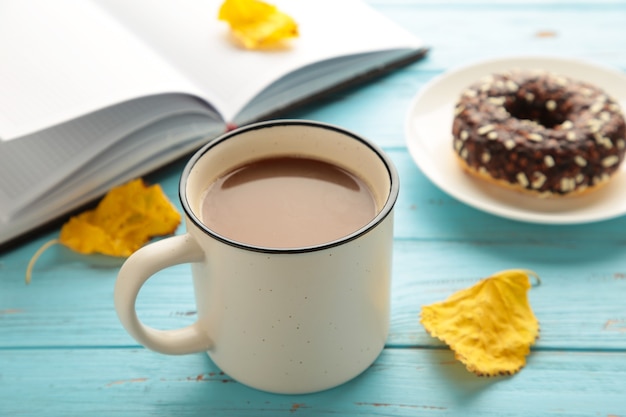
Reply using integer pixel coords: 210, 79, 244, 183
405, 55, 626, 224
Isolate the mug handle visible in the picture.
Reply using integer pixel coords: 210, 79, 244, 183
114, 233, 213, 354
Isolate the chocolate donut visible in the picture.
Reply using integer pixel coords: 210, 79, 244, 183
452, 69, 626, 197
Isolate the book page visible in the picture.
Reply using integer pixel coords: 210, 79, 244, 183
0, 94, 219, 220
0, 0, 423, 141
92, 0, 424, 124
0, 0, 207, 140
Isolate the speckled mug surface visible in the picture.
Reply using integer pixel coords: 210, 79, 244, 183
114, 120, 399, 394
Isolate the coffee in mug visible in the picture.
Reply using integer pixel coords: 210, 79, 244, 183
114, 120, 399, 394
200, 156, 377, 248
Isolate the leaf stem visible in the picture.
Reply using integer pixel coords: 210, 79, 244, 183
25, 239, 59, 285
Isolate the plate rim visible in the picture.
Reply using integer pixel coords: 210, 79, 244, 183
404, 54, 626, 225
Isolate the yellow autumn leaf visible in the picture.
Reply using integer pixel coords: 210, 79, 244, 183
420, 269, 540, 376
26, 179, 181, 284
218, 0, 298, 49
59, 179, 181, 257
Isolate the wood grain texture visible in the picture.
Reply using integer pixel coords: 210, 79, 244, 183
1, 348, 625, 416
3, 234, 626, 350
1, 1, 625, 415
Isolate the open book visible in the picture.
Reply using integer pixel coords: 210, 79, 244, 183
0, 0, 427, 248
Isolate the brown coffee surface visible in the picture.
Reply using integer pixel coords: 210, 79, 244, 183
200, 157, 377, 248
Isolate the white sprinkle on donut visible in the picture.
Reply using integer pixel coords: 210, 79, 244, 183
488, 97, 506, 105
506, 80, 519, 92
495, 107, 510, 117
560, 177, 576, 192
544, 155, 555, 167
531, 172, 547, 189
580, 87, 593, 97
546, 100, 557, 111
588, 119, 603, 133
593, 173, 610, 185
574, 156, 587, 167
504, 139, 516, 150
477, 124, 496, 135
517, 172, 529, 187
602, 155, 619, 167
594, 133, 613, 149
554, 76, 568, 87
527, 133, 543, 142
590, 101, 604, 114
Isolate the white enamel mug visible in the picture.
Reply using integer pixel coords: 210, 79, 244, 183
114, 120, 399, 394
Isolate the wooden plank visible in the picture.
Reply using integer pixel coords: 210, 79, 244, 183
2, 229, 625, 350
0, 347, 624, 416
389, 239, 626, 349
379, 2, 626, 72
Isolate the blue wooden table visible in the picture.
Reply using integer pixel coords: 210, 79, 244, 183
2, 1, 626, 415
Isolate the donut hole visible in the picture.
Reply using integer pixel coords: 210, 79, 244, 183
504, 97, 568, 129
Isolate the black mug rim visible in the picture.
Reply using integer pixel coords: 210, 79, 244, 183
179, 119, 399, 254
